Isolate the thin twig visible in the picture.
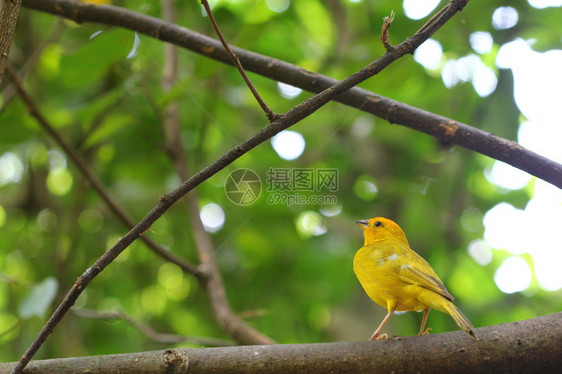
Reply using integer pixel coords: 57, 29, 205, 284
9, 2, 469, 372
20, 0, 562, 188
161, 0, 273, 345
71, 308, 234, 346
5, 65, 200, 278
200, 0, 279, 122
380, 10, 395, 51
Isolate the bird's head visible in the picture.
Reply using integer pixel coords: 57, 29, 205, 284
356, 217, 409, 246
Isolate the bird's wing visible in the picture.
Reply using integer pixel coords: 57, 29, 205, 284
395, 244, 454, 301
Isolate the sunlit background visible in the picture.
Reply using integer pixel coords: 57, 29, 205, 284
1, 0, 560, 296
2, 0, 562, 354
199, 0, 562, 295
406, 0, 562, 294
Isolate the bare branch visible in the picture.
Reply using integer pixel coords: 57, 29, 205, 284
71, 308, 234, 347
161, 0, 273, 345
5, 66, 200, 277
2, 312, 561, 374
380, 10, 394, 51
20, 0, 562, 188
199, 0, 278, 122
9, 1, 471, 372
0, 0, 22, 83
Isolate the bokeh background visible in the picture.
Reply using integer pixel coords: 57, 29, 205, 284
1, 0, 561, 361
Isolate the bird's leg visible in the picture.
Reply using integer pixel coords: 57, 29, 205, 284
418, 308, 431, 335
370, 306, 396, 340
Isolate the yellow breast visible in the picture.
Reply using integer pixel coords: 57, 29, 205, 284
353, 243, 430, 312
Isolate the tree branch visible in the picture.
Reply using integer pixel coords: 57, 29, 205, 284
71, 308, 234, 347
2, 313, 561, 373
9, 58, 270, 352
0, 0, 21, 83
5, 65, 200, 278
200, 0, 278, 122
160, 0, 273, 345
21, 0, 562, 189
9, 2, 470, 372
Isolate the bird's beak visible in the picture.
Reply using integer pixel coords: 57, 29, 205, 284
356, 219, 369, 229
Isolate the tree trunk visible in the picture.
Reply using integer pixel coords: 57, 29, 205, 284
0, 0, 22, 83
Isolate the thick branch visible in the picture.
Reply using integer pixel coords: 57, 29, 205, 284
20, 0, 562, 188
1, 313, 561, 373
0, 0, 21, 83
9, 2, 468, 371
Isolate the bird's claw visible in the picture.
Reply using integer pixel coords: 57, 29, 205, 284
370, 333, 388, 340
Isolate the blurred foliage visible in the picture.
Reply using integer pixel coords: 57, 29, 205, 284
1, 0, 561, 361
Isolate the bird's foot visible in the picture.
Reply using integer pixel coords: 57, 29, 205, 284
420, 327, 432, 335
370, 333, 388, 340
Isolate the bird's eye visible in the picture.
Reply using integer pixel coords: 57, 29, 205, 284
374, 221, 382, 227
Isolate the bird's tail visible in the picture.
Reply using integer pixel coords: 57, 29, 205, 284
442, 300, 478, 340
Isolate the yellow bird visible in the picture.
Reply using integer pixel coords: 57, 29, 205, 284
354, 217, 477, 340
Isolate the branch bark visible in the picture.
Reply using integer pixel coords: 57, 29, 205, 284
9, 2, 470, 371
20, 0, 562, 189
0, 0, 22, 83
1, 313, 560, 374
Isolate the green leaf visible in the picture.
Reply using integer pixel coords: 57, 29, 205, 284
60, 29, 134, 88
294, 0, 334, 53
78, 88, 123, 126
83, 113, 131, 148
